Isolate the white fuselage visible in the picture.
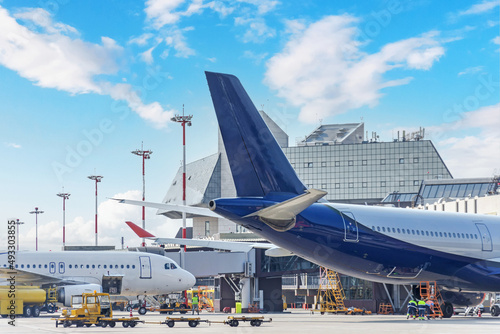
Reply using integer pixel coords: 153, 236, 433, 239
0, 251, 196, 296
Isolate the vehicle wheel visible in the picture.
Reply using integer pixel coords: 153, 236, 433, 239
441, 302, 454, 318
130, 321, 136, 328
255, 320, 262, 327
101, 321, 108, 328
122, 321, 129, 328
108, 321, 116, 328
47, 304, 55, 313
230, 320, 239, 327
63, 321, 71, 328
168, 311, 173, 315
166, 320, 175, 327
138, 306, 147, 315
491, 305, 500, 317
188, 320, 198, 327
23, 306, 33, 317
250, 320, 256, 326
32, 305, 41, 317
126, 305, 132, 312
179, 304, 188, 314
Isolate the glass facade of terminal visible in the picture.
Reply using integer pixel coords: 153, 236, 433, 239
284, 140, 452, 203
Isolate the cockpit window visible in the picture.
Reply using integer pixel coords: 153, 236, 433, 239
171, 263, 177, 269
164, 263, 170, 270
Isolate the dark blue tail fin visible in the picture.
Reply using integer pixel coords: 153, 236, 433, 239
205, 71, 306, 197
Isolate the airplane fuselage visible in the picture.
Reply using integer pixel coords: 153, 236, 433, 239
0, 251, 195, 296
213, 196, 500, 291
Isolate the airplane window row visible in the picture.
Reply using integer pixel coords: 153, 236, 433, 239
1, 264, 136, 269
68, 264, 136, 269
372, 226, 479, 240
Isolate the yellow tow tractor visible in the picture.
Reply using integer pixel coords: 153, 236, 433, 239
53, 291, 143, 328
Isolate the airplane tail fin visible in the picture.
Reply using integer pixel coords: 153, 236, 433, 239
205, 72, 306, 197
125, 221, 156, 238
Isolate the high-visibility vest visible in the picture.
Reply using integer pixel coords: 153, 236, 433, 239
192, 296, 199, 305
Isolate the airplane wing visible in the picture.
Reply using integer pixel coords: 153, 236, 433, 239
125, 221, 293, 257
0, 268, 82, 285
112, 198, 222, 218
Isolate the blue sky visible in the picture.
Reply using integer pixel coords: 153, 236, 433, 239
0, 0, 498, 251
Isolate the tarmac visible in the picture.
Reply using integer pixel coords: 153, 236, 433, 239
3, 309, 500, 333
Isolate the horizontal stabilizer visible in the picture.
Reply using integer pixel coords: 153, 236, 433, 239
244, 189, 327, 232
112, 198, 222, 218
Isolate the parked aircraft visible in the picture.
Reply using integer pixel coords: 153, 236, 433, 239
0, 250, 196, 308
118, 72, 500, 317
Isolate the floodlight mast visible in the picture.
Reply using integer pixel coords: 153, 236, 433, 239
15, 219, 24, 251
57, 191, 70, 249
131, 142, 152, 247
88, 175, 103, 246
171, 106, 192, 252
29, 207, 44, 251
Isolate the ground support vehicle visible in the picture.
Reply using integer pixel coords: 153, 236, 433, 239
149, 302, 189, 315
346, 307, 372, 315
224, 316, 272, 327
54, 315, 143, 328
0, 286, 57, 317
52, 291, 143, 328
158, 316, 209, 328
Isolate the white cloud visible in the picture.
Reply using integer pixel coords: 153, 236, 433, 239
14, 7, 78, 35
5, 142, 21, 148
128, 33, 155, 46
145, 0, 205, 29
237, 0, 279, 14
141, 45, 156, 64
264, 15, 444, 123
458, 66, 485, 76
0, 6, 174, 128
458, 0, 499, 16
428, 103, 500, 178
163, 27, 196, 58
235, 17, 276, 43
242, 50, 268, 65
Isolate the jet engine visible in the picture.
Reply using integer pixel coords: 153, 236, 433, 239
57, 284, 102, 306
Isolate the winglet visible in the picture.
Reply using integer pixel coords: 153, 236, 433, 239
125, 221, 156, 238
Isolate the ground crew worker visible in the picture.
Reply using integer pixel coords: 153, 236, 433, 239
407, 298, 417, 319
417, 299, 427, 320
192, 295, 199, 315
425, 299, 435, 319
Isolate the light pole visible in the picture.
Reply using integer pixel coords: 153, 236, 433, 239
88, 175, 103, 246
29, 207, 44, 251
171, 107, 192, 252
57, 191, 71, 249
15, 219, 24, 251
131, 143, 152, 247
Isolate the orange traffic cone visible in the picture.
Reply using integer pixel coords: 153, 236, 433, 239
478, 309, 481, 317
130, 308, 133, 317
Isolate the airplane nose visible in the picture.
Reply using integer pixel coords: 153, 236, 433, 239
185, 271, 196, 288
